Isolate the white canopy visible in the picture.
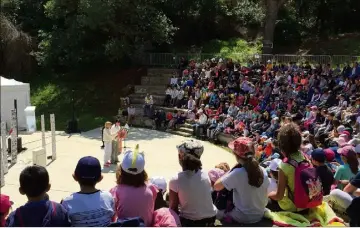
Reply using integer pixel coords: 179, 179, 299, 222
1, 76, 31, 130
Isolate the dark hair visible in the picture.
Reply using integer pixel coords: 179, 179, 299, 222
154, 190, 168, 210
270, 170, 279, 180
278, 123, 302, 157
116, 166, 148, 188
77, 177, 99, 187
19, 165, 49, 198
238, 153, 264, 188
345, 152, 360, 175
180, 152, 202, 172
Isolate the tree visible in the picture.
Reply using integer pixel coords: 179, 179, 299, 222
0, 14, 34, 80
262, 0, 286, 53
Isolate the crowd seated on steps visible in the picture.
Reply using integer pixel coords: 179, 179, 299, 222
1, 123, 360, 227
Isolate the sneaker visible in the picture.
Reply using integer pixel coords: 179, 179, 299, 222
104, 163, 110, 167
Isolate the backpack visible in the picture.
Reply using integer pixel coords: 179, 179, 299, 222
284, 158, 323, 208
108, 217, 145, 227
15, 201, 57, 227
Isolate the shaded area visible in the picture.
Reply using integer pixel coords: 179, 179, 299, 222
80, 127, 174, 141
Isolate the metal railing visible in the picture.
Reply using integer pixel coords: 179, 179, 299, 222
140, 53, 360, 67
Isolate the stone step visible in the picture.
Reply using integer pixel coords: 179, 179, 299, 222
177, 126, 193, 134
129, 93, 165, 106
141, 76, 171, 86
183, 123, 193, 129
134, 85, 167, 95
148, 68, 176, 75
168, 130, 193, 138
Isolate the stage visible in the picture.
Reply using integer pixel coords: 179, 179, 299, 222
0, 127, 236, 207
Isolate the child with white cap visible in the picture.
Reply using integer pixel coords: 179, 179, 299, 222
267, 158, 282, 194
149, 176, 168, 210
109, 145, 158, 226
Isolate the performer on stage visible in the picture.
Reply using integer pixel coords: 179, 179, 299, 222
110, 120, 121, 164
118, 125, 128, 154
103, 121, 118, 167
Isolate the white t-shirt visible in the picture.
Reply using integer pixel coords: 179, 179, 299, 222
62, 190, 115, 227
221, 167, 269, 224
267, 177, 278, 194
169, 170, 217, 220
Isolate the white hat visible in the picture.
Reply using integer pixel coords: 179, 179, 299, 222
267, 60, 271, 63
337, 125, 345, 134
348, 138, 360, 146
269, 158, 282, 172
355, 144, 360, 154
176, 140, 204, 158
149, 176, 167, 193
121, 145, 145, 175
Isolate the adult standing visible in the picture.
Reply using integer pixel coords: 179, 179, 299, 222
110, 120, 121, 164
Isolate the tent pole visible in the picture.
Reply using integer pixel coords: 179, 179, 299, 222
14, 99, 18, 137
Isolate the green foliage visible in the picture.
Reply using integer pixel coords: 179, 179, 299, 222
202, 38, 262, 64
36, 0, 176, 71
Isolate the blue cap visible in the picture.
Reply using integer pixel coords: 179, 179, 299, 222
75, 156, 101, 180
311, 148, 326, 163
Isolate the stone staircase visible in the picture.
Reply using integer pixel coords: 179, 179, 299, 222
121, 68, 233, 141
128, 68, 175, 106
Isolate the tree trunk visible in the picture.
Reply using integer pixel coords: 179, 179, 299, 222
262, 0, 285, 54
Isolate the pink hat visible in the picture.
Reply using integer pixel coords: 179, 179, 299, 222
228, 137, 253, 158
0, 194, 12, 215
342, 131, 350, 137
208, 168, 226, 183
337, 145, 356, 158
311, 106, 318, 110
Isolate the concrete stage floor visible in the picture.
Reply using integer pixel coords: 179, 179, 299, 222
1, 127, 236, 207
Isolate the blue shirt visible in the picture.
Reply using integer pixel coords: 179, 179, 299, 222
6, 200, 71, 227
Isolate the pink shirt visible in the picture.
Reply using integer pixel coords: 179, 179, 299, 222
110, 184, 157, 226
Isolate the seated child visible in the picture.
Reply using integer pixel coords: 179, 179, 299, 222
110, 146, 157, 226
61, 156, 115, 226
6, 166, 71, 227
267, 158, 282, 194
0, 194, 12, 227
149, 176, 169, 210
311, 149, 335, 195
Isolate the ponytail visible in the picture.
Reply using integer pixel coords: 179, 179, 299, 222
347, 154, 359, 175
242, 154, 264, 188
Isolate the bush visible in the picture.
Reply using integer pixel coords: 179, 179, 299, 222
202, 38, 263, 64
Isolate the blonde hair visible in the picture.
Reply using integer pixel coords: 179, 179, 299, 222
105, 121, 112, 127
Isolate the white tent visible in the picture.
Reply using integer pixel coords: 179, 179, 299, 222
1, 76, 31, 130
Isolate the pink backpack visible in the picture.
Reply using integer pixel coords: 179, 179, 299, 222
284, 158, 323, 209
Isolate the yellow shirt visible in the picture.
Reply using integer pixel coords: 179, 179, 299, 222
278, 151, 306, 212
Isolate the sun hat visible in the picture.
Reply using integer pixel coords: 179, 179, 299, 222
269, 158, 282, 172
149, 176, 167, 193
74, 156, 102, 180
311, 148, 326, 163
228, 137, 253, 158
176, 140, 204, 158
337, 145, 356, 157
323, 148, 336, 162
208, 168, 226, 183
121, 145, 145, 175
